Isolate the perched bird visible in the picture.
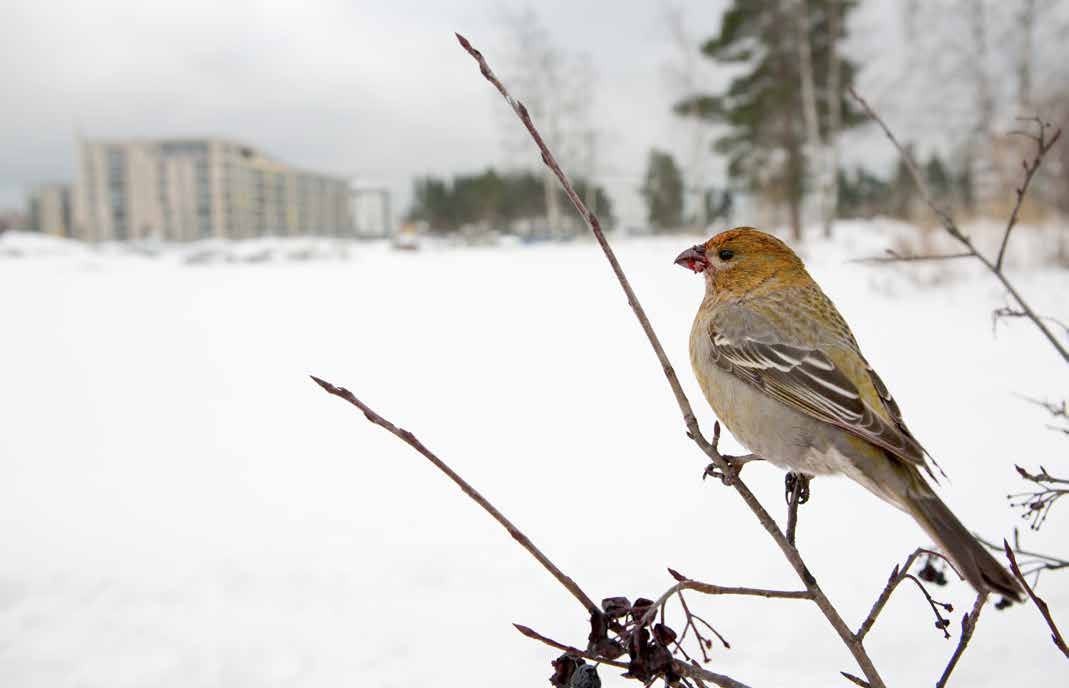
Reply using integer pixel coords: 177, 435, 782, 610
675, 227, 1021, 601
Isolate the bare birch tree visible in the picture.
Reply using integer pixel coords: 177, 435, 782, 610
794, 0, 825, 234
493, 7, 594, 237
824, 0, 842, 238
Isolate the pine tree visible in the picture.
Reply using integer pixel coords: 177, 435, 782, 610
676, 1, 860, 240
924, 153, 952, 207
641, 149, 684, 231
889, 146, 918, 220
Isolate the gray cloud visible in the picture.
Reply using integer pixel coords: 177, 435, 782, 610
2, 0, 739, 222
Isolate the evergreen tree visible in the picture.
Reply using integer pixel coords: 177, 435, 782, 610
837, 166, 890, 219
888, 146, 918, 220
640, 149, 684, 231
925, 153, 952, 206
675, 1, 861, 240
407, 170, 612, 233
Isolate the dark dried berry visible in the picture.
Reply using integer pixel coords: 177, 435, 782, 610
601, 597, 631, 619
918, 560, 948, 586
653, 623, 677, 646
550, 654, 579, 688
569, 664, 601, 688
631, 597, 654, 621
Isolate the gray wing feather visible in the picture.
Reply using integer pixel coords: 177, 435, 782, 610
708, 319, 929, 470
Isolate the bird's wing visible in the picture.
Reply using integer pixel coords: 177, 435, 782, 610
707, 318, 929, 471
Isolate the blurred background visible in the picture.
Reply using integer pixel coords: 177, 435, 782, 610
1, 1, 1067, 687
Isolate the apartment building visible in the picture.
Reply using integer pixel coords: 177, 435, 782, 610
73, 137, 353, 241
28, 184, 73, 237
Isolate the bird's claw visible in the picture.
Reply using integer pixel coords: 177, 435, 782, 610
703, 462, 736, 485
703, 454, 755, 486
785, 473, 811, 505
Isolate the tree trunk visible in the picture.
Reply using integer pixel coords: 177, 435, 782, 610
823, 0, 842, 237
544, 167, 561, 236
795, 0, 825, 237
1017, 0, 1036, 111
785, 110, 806, 242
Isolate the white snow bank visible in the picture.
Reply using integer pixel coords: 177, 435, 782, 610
0, 221, 1066, 687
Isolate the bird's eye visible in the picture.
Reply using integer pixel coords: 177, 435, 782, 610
718, 249, 734, 261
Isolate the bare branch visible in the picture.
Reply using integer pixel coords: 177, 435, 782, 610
636, 571, 812, 632
1004, 541, 1069, 658
976, 533, 1069, 586
513, 624, 629, 670
900, 573, 954, 640
846, 86, 960, 235
935, 594, 987, 688
309, 375, 601, 617
996, 118, 1062, 271
851, 250, 975, 264
848, 87, 1069, 363
1009, 464, 1069, 530
840, 672, 870, 687
856, 549, 961, 642
459, 32, 888, 688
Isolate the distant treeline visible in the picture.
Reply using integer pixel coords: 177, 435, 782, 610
838, 150, 972, 221
407, 169, 613, 234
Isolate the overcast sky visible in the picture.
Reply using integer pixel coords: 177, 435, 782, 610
4, 1, 1058, 225
2, 1, 732, 221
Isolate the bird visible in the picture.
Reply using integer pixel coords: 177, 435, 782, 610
675, 227, 1021, 601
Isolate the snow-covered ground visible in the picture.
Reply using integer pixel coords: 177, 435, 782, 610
1, 221, 1066, 687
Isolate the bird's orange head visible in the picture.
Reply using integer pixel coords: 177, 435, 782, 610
674, 227, 807, 298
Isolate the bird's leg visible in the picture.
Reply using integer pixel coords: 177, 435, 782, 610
784, 472, 811, 546
784, 472, 811, 505
703, 453, 762, 485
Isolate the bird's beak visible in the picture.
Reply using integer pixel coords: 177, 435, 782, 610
674, 245, 709, 273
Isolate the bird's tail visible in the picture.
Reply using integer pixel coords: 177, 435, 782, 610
905, 491, 1022, 602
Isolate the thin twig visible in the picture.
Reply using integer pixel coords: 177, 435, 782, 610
309, 375, 601, 617
901, 574, 953, 640
513, 624, 630, 670
636, 572, 812, 631
848, 87, 1068, 364
995, 116, 1058, 272
856, 549, 960, 641
935, 594, 986, 688
840, 672, 870, 687
460, 33, 888, 688
1004, 541, 1069, 658
977, 534, 1069, 574
851, 250, 975, 264
1009, 464, 1069, 530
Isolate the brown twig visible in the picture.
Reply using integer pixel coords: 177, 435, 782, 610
1009, 464, 1069, 531
1004, 541, 1069, 658
848, 87, 1068, 364
856, 549, 962, 642
636, 571, 812, 633
309, 375, 601, 618
851, 250, 975, 264
840, 672, 870, 687
995, 116, 1056, 272
935, 594, 987, 688
976, 533, 1069, 585
459, 33, 888, 688
513, 624, 630, 670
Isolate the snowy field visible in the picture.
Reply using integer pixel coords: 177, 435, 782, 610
1, 221, 1067, 687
